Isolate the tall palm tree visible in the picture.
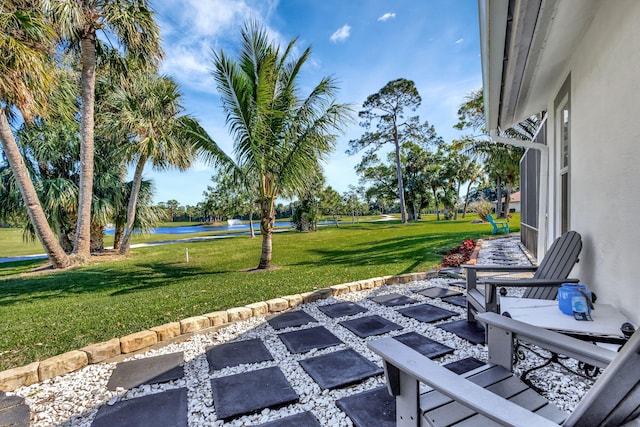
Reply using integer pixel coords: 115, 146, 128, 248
211, 22, 352, 269
49, 0, 162, 259
0, 3, 71, 268
107, 73, 198, 254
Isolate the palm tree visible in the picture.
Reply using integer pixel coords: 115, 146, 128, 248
107, 73, 198, 254
0, 3, 71, 268
461, 160, 484, 218
111, 178, 165, 250
14, 119, 80, 252
49, 0, 162, 259
211, 22, 352, 269
455, 89, 534, 217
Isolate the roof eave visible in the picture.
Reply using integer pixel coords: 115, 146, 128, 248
479, 0, 509, 131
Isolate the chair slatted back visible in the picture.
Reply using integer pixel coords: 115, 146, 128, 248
564, 328, 640, 426
523, 231, 582, 299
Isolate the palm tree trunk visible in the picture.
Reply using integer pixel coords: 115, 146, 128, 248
258, 198, 274, 269
393, 127, 408, 224
113, 223, 124, 250
74, 30, 98, 259
119, 155, 147, 254
462, 179, 474, 219
90, 222, 104, 252
504, 181, 513, 218
249, 210, 255, 238
496, 176, 503, 218
432, 187, 440, 220
0, 111, 71, 268
454, 181, 461, 220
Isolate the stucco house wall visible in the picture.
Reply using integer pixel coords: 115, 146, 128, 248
543, 1, 640, 324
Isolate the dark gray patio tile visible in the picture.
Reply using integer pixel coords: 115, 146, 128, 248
278, 326, 343, 354
317, 302, 367, 318
255, 411, 321, 427
339, 315, 403, 338
442, 295, 467, 308
336, 386, 395, 427
0, 393, 29, 427
369, 293, 417, 307
397, 303, 458, 323
443, 357, 486, 374
299, 349, 383, 390
437, 320, 486, 344
267, 310, 317, 330
211, 366, 298, 420
415, 287, 462, 299
0, 405, 29, 427
206, 338, 273, 371
91, 388, 187, 427
393, 332, 454, 358
106, 352, 184, 391
0, 393, 24, 410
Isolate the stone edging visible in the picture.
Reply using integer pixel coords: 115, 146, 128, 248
0, 271, 440, 392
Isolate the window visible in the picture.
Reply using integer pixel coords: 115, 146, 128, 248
555, 77, 571, 234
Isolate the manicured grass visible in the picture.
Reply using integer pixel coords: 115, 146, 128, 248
0, 219, 289, 258
0, 229, 46, 258
0, 214, 519, 370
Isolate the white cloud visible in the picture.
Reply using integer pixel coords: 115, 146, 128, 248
182, 0, 252, 36
378, 12, 396, 22
154, 0, 287, 94
455, 38, 464, 44
160, 44, 213, 92
330, 25, 351, 43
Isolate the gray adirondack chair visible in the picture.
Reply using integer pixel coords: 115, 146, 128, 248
465, 231, 582, 322
369, 312, 640, 426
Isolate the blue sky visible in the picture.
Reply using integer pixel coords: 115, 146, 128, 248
147, 0, 482, 206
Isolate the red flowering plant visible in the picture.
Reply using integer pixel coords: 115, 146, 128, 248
441, 239, 476, 267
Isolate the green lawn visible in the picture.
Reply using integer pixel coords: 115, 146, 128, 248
0, 214, 519, 370
0, 219, 291, 258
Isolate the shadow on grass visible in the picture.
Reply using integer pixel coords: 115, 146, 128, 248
0, 259, 49, 278
294, 229, 484, 275
0, 261, 227, 307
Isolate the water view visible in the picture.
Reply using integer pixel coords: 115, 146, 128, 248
104, 221, 295, 235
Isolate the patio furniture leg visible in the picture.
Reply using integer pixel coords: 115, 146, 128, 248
384, 362, 420, 427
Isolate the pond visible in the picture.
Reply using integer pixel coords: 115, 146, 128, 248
104, 222, 295, 235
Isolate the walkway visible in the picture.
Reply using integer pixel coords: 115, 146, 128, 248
3, 237, 593, 426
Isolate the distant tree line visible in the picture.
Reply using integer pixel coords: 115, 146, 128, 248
1, 0, 530, 271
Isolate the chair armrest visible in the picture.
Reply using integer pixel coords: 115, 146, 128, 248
481, 277, 579, 287
463, 264, 538, 273
368, 337, 560, 426
477, 312, 617, 369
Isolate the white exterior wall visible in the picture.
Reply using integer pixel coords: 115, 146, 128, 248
543, 0, 640, 324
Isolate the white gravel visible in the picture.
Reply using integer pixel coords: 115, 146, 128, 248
9, 237, 598, 426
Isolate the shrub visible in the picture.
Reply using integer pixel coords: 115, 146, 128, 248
469, 198, 492, 222
441, 239, 476, 267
